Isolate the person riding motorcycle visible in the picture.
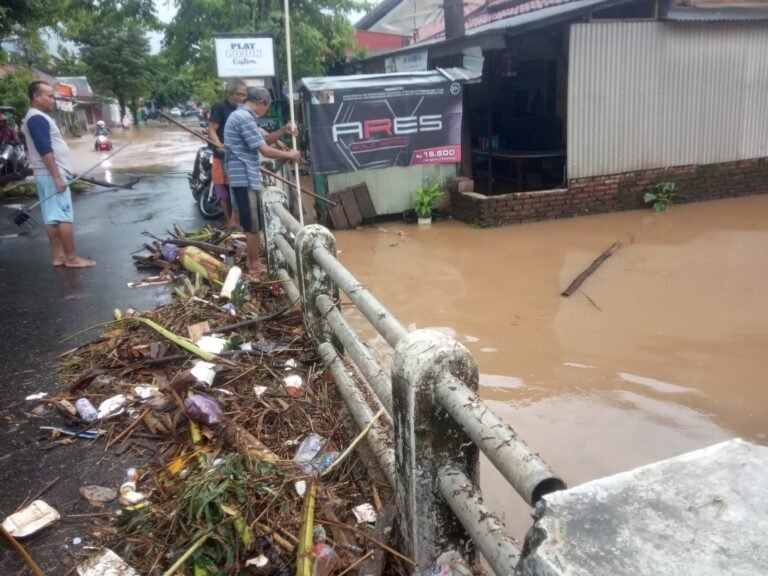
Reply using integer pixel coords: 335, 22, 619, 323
94, 120, 111, 136
0, 114, 20, 144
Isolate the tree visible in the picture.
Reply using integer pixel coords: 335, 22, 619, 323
164, 0, 370, 84
147, 54, 194, 107
0, 68, 35, 115
52, 47, 88, 76
76, 25, 151, 119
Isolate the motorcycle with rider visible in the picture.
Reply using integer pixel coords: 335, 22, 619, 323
0, 113, 28, 178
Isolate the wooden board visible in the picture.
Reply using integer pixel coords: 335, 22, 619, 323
339, 189, 363, 228
351, 183, 377, 221
326, 192, 350, 230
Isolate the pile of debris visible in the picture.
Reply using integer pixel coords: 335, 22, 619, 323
7, 224, 405, 576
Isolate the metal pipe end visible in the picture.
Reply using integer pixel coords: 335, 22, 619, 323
532, 477, 567, 504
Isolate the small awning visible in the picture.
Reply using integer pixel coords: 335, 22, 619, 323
299, 67, 481, 93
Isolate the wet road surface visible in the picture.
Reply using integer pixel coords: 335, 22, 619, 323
334, 194, 768, 539
0, 163, 203, 572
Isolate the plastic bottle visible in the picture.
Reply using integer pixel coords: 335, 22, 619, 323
312, 526, 339, 576
220, 266, 243, 298
75, 398, 98, 422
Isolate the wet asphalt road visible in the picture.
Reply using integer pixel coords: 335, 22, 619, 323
0, 173, 205, 573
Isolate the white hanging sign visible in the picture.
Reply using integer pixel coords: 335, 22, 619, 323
214, 36, 276, 78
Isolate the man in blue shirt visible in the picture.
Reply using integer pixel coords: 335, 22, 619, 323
224, 87, 299, 274
23, 81, 95, 268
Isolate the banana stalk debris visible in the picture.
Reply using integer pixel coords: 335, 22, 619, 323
26, 223, 406, 576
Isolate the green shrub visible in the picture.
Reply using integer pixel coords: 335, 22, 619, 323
644, 181, 678, 212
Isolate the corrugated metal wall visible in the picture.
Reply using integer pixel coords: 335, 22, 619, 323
568, 21, 768, 179
327, 164, 456, 214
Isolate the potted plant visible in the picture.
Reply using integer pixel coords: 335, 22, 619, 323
414, 180, 443, 225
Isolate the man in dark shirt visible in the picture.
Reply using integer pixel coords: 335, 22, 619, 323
207, 78, 246, 227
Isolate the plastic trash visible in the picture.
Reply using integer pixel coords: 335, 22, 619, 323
312, 525, 339, 576
97, 394, 127, 419
190, 360, 217, 385
220, 265, 243, 298
184, 394, 224, 427
284, 374, 305, 397
352, 503, 377, 524
119, 468, 147, 508
80, 485, 118, 507
160, 243, 181, 262
197, 335, 227, 354
75, 398, 98, 422
416, 566, 451, 576
77, 547, 140, 576
2, 500, 60, 538
292, 434, 339, 476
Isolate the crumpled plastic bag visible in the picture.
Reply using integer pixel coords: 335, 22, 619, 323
160, 243, 181, 262
184, 394, 224, 427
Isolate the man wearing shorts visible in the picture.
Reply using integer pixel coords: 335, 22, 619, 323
207, 78, 246, 227
23, 81, 95, 268
224, 87, 299, 274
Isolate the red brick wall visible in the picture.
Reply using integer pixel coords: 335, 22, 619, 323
450, 158, 768, 226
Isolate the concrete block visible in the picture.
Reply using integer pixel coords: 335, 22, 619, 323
518, 439, 768, 576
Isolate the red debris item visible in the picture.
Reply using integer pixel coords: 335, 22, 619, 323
271, 283, 282, 298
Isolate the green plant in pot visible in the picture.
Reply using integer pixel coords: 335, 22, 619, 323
414, 180, 443, 224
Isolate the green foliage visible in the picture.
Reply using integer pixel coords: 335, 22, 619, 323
643, 181, 678, 212
0, 68, 34, 116
75, 24, 151, 117
164, 0, 370, 83
0, 0, 62, 44
52, 47, 88, 76
414, 180, 443, 219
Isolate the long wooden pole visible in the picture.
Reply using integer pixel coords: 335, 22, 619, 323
157, 110, 334, 207
283, 0, 304, 225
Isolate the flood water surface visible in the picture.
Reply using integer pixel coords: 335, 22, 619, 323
334, 195, 768, 538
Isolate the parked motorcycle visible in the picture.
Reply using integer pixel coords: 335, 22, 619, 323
188, 139, 222, 220
94, 134, 113, 151
0, 139, 28, 177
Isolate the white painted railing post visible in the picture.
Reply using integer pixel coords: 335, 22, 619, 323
391, 329, 480, 569
295, 225, 339, 344
262, 185, 290, 273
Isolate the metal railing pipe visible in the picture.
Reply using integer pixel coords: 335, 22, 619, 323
435, 375, 566, 506
275, 235, 297, 273
316, 294, 393, 416
438, 465, 520, 575
277, 269, 301, 303
317, 342, 396, 489
271, 202, 302, 236
312, 247, 408, 348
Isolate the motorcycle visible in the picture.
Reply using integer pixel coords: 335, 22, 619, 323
188, 140, 222, 220
94, 133, 113, 151
0, 139, 28, 177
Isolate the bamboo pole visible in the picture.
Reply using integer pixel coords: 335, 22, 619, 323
283, 0, 304, 225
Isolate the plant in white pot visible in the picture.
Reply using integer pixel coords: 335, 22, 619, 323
414, 180, 443, 225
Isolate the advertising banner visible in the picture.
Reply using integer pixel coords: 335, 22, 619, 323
308, 80, 463, 174
214, 36, 275, 78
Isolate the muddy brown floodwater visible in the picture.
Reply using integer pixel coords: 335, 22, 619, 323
334, 194, 768, 540
68, 122, 202, 175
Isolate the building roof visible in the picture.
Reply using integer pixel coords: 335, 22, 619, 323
359, 0, 768, 48
56, 76, 95, 98
663, 0, 768, 20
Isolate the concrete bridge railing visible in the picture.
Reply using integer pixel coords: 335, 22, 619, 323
261, 185, 566, 573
